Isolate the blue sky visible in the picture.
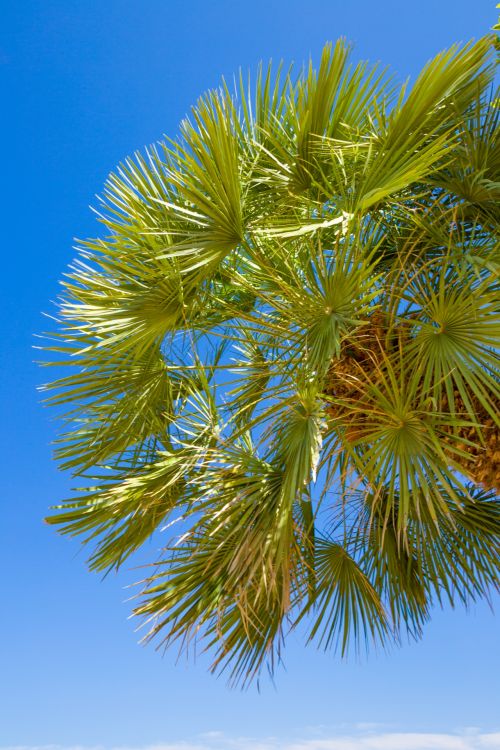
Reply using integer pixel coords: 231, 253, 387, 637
1, 1, 499, 748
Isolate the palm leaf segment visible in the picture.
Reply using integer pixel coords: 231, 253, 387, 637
43, 36, 500, 685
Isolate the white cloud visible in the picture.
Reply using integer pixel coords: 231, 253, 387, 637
478, 738, 500, 749
3, 733, 500, 750
283, 736, 498, 750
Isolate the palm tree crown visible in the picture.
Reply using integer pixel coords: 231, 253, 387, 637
43, 36, 500, 685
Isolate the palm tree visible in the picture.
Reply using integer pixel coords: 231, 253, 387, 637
43, 36, 499, 685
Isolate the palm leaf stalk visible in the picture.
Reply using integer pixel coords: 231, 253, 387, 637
41, 36, 500, 685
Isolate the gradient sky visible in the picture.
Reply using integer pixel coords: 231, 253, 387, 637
1, 1, 499, 748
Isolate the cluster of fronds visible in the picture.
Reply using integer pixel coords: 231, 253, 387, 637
324, 312, 500, 492
42, 36, 500, 685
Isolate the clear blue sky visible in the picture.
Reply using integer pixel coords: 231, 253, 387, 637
1, 1, 499, 748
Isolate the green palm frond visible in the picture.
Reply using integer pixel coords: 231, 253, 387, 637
135, 444, 300, 685
46, 446, 201, 572
43, 34, 500, 685
301, 537, 389, 654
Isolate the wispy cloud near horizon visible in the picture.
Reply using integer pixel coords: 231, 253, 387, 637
4, 730, 500, 750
